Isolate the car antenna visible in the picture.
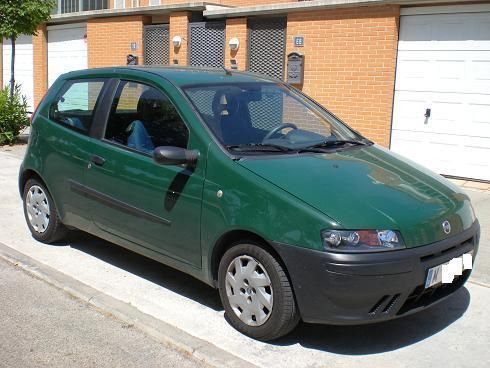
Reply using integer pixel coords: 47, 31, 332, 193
222, 65, 232, 76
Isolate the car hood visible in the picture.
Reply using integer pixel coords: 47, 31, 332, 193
238, 145, 475, 248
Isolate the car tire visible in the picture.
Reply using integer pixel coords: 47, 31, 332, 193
218, 243, 300, 341
23, 178, 68, 244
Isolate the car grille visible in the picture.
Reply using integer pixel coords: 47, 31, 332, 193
369, 294, 401, 315
396, 270, 470, 316
420, 236, 474, 263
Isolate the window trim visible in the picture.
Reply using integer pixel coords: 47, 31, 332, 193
53, 0, 109, 15
99, 78, 191, 157
113, 0, 125, 9
49, 78, 109, 136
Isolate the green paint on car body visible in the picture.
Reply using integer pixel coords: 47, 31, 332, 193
21, 66, 477, 290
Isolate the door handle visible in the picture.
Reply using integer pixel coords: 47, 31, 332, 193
424, 108, 431, 125
90, 155, 106, 167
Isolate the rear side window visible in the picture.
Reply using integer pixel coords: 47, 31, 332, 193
49, 80, 105, 133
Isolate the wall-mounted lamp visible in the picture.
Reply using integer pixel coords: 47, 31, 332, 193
172, 35, 182, 48
229, 37, 239, 51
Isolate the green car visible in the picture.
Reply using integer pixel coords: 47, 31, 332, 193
20, 67, 480, 341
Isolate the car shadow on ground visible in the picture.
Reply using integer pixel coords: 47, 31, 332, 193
57, 230, 470, 355
60, 230, 223, 312
276, 286, 470, 354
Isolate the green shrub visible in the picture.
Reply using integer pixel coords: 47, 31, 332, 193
0, 85, 30, 145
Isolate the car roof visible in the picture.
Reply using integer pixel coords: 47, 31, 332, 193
61, 66, 279, 87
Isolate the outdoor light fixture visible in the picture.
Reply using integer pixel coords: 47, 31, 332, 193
172, 35, 182, 48
229, 37, 240, 51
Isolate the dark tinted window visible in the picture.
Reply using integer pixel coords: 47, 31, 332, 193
49, 80, 105, 133
104, 81, 189, 154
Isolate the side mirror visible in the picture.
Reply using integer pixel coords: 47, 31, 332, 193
153, 146, 199, 166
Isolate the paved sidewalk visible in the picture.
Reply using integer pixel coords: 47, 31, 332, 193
1, 149, 489, 368
449, 178, 490, 193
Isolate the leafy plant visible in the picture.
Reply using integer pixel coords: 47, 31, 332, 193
0, 0, 56, 98
0, 85, 30, 145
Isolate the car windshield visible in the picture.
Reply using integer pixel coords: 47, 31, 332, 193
183, 82, 368, 153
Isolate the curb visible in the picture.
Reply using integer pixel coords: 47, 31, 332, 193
0, 241, 257, 368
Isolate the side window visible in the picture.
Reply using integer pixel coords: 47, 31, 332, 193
49, 80, 105, 133
104, 81, 189, 154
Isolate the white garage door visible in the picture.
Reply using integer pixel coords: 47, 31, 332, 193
48, 24, 87, 87
2, 35, 34, 110
391, 5, 490, 181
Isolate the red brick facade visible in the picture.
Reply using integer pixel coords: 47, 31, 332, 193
286, 5, 400, 147
169, 12, 190, 65
33, 25, 48, 107
87, 15, 150, 69
225, 18, 248, 71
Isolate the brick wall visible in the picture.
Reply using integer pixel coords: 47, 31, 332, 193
33, 24, 48, 107
286, 5, 400, 147
87, 16, 149, 68
169, 12, 190, 65
225, 18, 248, 71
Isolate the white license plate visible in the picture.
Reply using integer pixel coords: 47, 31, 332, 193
424, 252, 473, 289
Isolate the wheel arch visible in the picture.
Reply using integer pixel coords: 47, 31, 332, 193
19, 168, 46, 198
18, 168, 65, 220
210, 229, 289, 285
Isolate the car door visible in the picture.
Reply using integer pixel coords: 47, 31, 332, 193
81, 79, 204, 268
39, 78, 108, 230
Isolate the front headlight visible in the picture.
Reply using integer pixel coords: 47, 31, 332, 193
321, 229, 405, 253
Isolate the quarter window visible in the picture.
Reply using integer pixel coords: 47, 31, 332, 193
49, 80, 105, 133
104, 81, 189, 154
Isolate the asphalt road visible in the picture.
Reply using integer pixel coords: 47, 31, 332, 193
0, 258, 202, 368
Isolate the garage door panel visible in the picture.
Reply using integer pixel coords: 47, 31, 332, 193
396, 50, 490, 94
392, 91, 429, 130
48, 25, 87, 86
394, 91, 490, 138
392, 9, 490, 180
391, 130, 490, 180
473, 58, 490, 89
399, 13, 490, 51
2, 36, 34, 110
455, 139, 490, 180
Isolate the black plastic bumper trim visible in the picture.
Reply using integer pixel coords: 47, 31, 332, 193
271, 220, 480, 325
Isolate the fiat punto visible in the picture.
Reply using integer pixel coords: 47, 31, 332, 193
20, 67, 480, 341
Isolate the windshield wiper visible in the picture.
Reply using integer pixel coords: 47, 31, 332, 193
301, 139, 370, 151
226, 143, 297, 153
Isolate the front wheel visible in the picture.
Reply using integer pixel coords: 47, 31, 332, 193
23, 178, 68, 243
218, 243, 300, 341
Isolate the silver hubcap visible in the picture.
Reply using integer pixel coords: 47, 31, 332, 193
225, 255, 273, 327
26, 185, 50, 233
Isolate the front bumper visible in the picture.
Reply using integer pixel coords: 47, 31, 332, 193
272, 220, 480, 325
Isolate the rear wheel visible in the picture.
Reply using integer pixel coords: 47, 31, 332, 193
218, 243, 299, 341
23, 178, 68, 243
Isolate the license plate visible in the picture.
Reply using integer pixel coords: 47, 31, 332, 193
425, 252, 473, 289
